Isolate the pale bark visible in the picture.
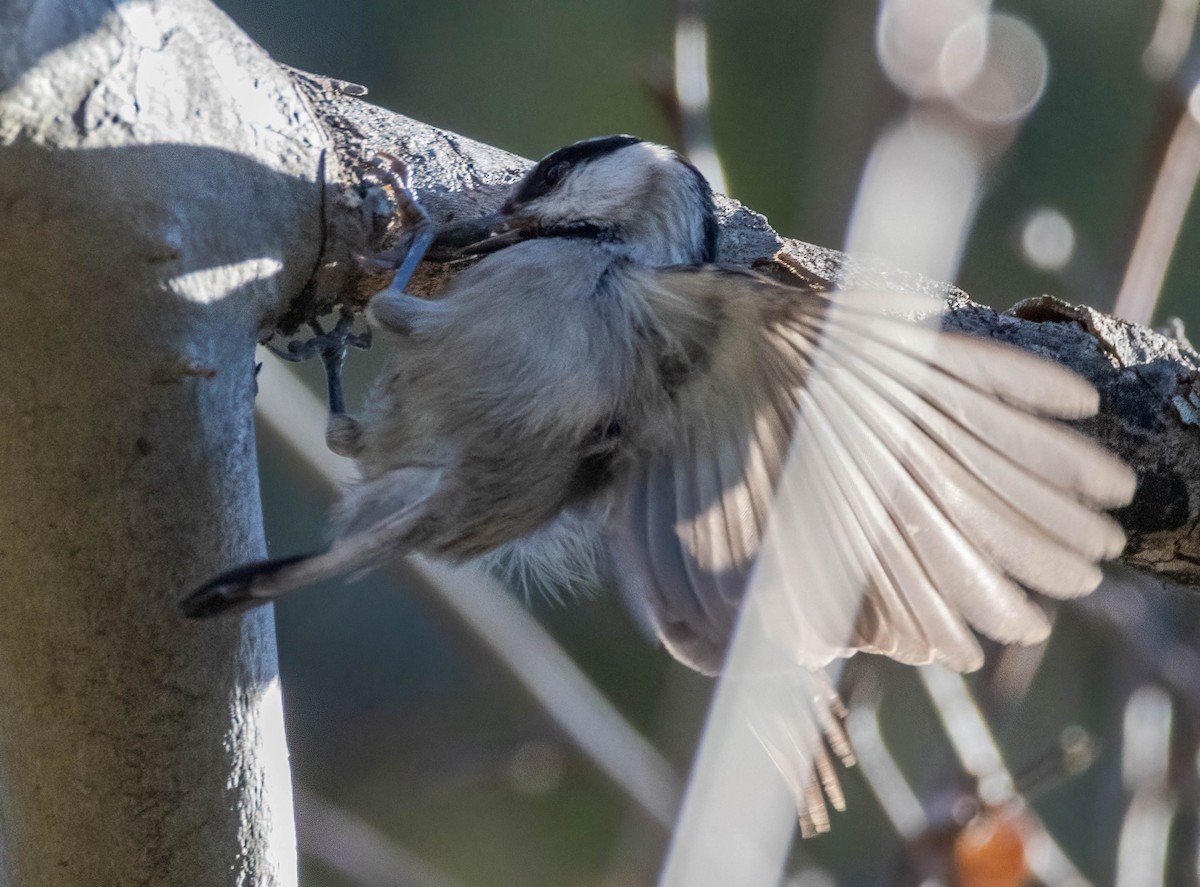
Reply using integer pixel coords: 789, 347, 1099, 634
0, 1, 320, 883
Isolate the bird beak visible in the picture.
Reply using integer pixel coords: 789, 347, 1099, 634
426, 211, 540, 261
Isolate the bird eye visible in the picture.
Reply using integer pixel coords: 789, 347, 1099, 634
510, 158, 570, 206
543, 161, 567, 187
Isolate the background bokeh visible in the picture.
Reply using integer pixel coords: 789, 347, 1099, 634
215, 1, 1200, 884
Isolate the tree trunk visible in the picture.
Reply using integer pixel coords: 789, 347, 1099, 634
0, 1, 322, 882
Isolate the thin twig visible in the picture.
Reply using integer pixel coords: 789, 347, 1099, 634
1113, 90, 1200, 325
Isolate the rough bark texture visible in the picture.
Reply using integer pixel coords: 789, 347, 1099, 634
286, 67, 1200, 589
0, 2, 318, 884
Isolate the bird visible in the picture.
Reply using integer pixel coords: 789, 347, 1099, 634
183, 135, 1136, 833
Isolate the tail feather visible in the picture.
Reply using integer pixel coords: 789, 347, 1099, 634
182, 466, 441, 618
180, 553, 317, 618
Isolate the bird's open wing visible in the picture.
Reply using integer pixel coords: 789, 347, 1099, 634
605, 264, 1134, 831
607, 264, 1134, 675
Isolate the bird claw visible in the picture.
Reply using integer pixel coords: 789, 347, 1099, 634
361, 152, 436, 296
264, 313, 371, 415
265, 152, 428, 420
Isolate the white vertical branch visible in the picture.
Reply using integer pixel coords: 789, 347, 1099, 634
673, 0, 727, 191
1115, 686, 1176, 887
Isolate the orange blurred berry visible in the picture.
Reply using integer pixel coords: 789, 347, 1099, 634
953, 806, 1030, 887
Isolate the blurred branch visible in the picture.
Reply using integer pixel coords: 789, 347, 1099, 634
1115, 686, 1176, 887
1071, 568, 1200, 712
282, 65, 1200, 589
845, 699, 929, 840
671, 0, 727, 191
405, 558, 684, 827
293, 784, 466, 887
1111, 13, 1198, 324
638, 0, 727, 189
1143, 0, 1199, 81
920, 667, 1015, 807
1113, 87, 1200, 325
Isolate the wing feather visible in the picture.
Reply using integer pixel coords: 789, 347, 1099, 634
607, 265, 1134, 666
827, 353, 1108, 596
603, 265, 1134, 830
792, 377, 982, 669
645, 457, 711, 631
674, 443, 737, 627
806, 371, 1052, 645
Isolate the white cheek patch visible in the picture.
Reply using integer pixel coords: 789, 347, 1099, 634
557, 143, 676, 216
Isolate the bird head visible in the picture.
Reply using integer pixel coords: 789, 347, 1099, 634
431, 136, 718, 267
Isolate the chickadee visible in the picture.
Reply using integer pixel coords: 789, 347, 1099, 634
185, 136, 1135, 832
